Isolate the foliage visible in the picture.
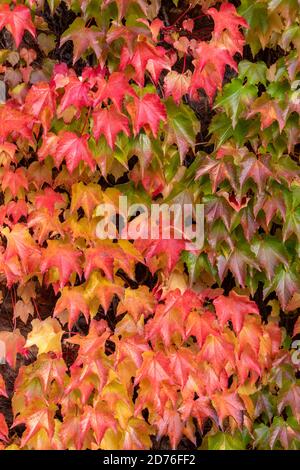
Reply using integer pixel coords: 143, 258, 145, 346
0, 0, 299, 450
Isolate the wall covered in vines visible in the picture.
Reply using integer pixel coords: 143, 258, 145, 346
0, 0, 299, 450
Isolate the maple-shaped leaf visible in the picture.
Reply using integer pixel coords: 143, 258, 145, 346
0, 329, 25, 368
6, 199, 28, 224
40, 241, 82, 289
164, 71, 191, 105
70, 182, 102, 220
95, 277, 124, 314
12, 399, 56, 448
0, 105, 33, 142
117, 286, 155, 322
0, 374, 8, 398
35, 187, 64, 216
13, 300, 34, 324
56, 131, 96, 173
213, 291, 259, 333
38, 132, 59, 163
215, 78, 257, 128
251, 237, 288, 281
60, 18, 105, 65
278, 384, 300, 423
247, 95, 288, 132
200, 333, 235, 375
114, 334, 150, 368
84, 241, 121, 281
0, 5, 36, 48
236, 346, 261, 384
67, 319, 110, 360
264, 266, 300, 309
269, 417, 300, 450
212, 391, 245, 429
2, 167, 28, 197
24, 82, 56, 132
25, 318, 63, 355
207, 3, 248, 40
122, 417, 153, 450
190, 43, 238, 102
196, 155, 237, 193
28, 208, 63, 245
120, 39, 171, 86
135, 351, 174, 390
30, 354, 67, 393
135, 235, 186, 275
239, 154, 272, 192
165, 99, 200, 162
2, 224, 41, 275
217, 248, 260, 288
92, 72, 136, 111
169, 349, 197, 388
79, 402, 117, 447
54, 286, 90, 330
157, 407, 183, 450
185, 310, 217, 347
127, 93, 166, 137
58, 76, 90, 115
92, 105, 130, 149
238, 316, 263, 356
180, 395, 217, 431
0, 414, 8, 442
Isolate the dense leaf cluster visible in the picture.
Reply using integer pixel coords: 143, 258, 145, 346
0, 0, 299, 450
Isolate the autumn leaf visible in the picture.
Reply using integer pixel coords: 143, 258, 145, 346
70, 182, 102, 220
2, 167, 28, 197
25, 318, 63, 355
127, 93, 167, 137
92, 105, 130, 149
40, 241, 82, 289
56, 131, 96, 173
0, 329, 26, 368
164, 71, 191, 105
12, 399, 56, 448
54, 286, 90, 330
24, 82, 56, 132
35, 187, 64, 216
60, 18, 105, 65
0, 5, 36, 48
213, 291, 259, 333
212, 391, 245, 429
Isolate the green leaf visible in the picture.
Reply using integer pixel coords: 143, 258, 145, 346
206, 431, 246, 450
165, 99, 200, 163
238, 60, 268, 86
216, 78, 257, 128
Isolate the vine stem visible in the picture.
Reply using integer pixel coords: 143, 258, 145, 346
80, 107, 91, 135
162, 5, 193, 31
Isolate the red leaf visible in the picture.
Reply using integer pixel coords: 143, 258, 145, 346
40, 241, 82, 289
212, 391, 245, 429
58, 76, 90, 115
92, 105, 130, 148
56, 131, 96, 173
54, 287, 90, 330
128, 93, 167, 137
2, 167, 28, 197
0, 5, 36, 48
213, 291, 259, 333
